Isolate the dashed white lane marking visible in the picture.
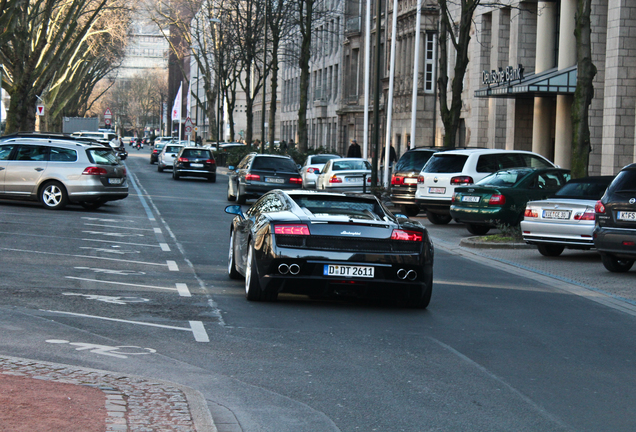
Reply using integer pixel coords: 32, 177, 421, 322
82, 230, 145, 238
65, 277, 179, 292
84, 223, 155, 232
189, 321, 210, 343
0, 247, 170, 267
160, 243, 171, 251
79, 247, 140, 255
176, 283, 191, 297
154, 228, 162, 234
82, 217, 137, 223
62, 293, 150, 305
82, 239, 162, 248
167, 260, 179, 271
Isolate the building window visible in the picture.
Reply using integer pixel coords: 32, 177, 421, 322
424, 33, 437, 93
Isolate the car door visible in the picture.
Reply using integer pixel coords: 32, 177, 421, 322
234, 197, 264, 272
2, 144, 49, 196
0, 143, 19, 193
317, 160, 331, 190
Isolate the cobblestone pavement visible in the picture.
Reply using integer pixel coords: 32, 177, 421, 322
0, 355, 216, 432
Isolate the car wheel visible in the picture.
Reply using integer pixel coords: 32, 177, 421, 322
236, 183, 246, 204
227, 183, 236, 201
245, 243, 262, 301
537, 244, 565, 257
408, 273, 433, 309
400, 205, 420, 217
228, 230, 242, 280
150, 159, 154, 164
600, 253, 634, 273
80, 199, 106, 211
172, 170, 180, 180
40, 181, 68, 210
466, 224, 490, 235
209, 174, 216, 183
158, 164, 164, 172
426, 211, 452, 225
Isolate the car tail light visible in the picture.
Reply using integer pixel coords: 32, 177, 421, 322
246, 174, 260, 181
624, 241, 635, 246
451, 193, 456, 204
178, 157, 189, 162
205, 159, 215, 165
417, 175, 425, 183
82, 167, 108, 175
329, 175, 343, 183
524, 208, 538, 218
451, 176, 473, 185
307, 167, 320, 174
391, 229, 423, 242
574, 207, 595, 221
391, 176, 404, 186
595, 200, 606, 214
274, 224, 310, 235
289, 177, 303, 184
488, 194, 506, 205
153, 149, 158, 154
367, 176, 372, 183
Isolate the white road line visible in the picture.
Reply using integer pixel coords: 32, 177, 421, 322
42, 310, 191, 331
0, 248, 169, 267
65, 277, 179, 292
84, 223, 155, 231
167, 260, 179, 271
82, 230, 145, 238
154, 228, 162, 234
176, 283, 191, 297
160, 243, 171, 252
83, 239, 161, 248
189, 321, 210, 342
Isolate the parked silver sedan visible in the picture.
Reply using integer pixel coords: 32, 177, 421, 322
0, 137, 128, 210
521, 176, 614, 256
157, 144, 184, 172
316, 158, 373, 192
301, 154, 341, 189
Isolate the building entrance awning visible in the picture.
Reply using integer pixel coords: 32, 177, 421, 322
475, 65, 577, 98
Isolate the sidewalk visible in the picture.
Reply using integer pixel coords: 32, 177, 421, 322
0, 355, 216, 432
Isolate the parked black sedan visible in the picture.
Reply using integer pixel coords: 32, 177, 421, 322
225, 190, 434, 307
594, 163, 636, 272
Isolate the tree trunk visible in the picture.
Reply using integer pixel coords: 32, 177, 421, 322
571, 0, 596, 178
268, 34, 280, 152
297, 0, 313, 153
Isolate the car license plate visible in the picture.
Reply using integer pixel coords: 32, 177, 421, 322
108, 178, 122, 185
265, 177, 285, 183
323, 265, 374, 278
191, 163, 204, 168
346, 177, 362, 183
618, 211, 636, 221
461, 196, 480, 203
404, 178, 418, 185
429, 187, 446, 194
543, 210, 571, 219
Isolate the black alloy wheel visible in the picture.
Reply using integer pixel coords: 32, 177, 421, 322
426, 211, 452, 225
236, 183, 246, 204
466, 223, 490, 236
400, 205, 420, 217
537, 244, 565, 257
600, 253, 635, 273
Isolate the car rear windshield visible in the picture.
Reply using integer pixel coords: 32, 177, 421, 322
252, 157, 298, 171
394, 150, 436, 171
476, 169, 533, 187
607, 170, 636, 194
332, 160, 371, 171
311, 155, 340, 164
291, 196, 384, 220
182, 149, 212, 159
555, 178, 613, 199
166, 146, 182, 153
87, 148, 119, 165
422, 154, 468, 173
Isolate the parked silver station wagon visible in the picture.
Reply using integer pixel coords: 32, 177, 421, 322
0, 138, 128, 210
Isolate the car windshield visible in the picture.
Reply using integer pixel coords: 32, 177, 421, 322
252, 157, 298, 171
166, 146, 182, 153
291, 196, 384, 220
607, 170, 636, 193
476, 169, 533, 187
555, 178, 613, 199
332, 160, 371, 171
394, 151, 436, 171
422, 154, 468, 173
155, 143, 166, 150
182, 149, 211, 158
87, 148, 119, 165
311, 155, 340, 164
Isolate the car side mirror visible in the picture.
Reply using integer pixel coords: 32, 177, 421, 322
228, 165, 235, 171
394, 213, 409, 219
297, 164, 302, 171
225, 205, 245, 219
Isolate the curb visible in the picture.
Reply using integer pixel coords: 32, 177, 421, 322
0, 355, 216, 432
459, 237, 534, 249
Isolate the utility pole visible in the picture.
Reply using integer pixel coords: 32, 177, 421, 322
371, 0, 383, 187
260, 0, 269, 153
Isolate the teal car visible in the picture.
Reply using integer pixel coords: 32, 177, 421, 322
450, 168, 571, 235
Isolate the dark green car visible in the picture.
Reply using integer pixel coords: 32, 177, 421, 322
450, 167, 571, 235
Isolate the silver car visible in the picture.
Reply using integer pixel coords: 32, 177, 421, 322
521, 176, 614, 256
157, 144, 184, 172
301, 154, 341, 189
0, 138, 128, 210
316, 158, 373, 193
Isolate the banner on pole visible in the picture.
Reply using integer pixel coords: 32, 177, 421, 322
171, 83, 183, 121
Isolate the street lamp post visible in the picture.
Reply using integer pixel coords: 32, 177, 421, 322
210, 17, 222, 148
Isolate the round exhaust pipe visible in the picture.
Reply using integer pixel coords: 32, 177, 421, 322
278, 263, 289, 275
406, 270, 417, 281
289, 264, 300, 275
397, 269, 407, 280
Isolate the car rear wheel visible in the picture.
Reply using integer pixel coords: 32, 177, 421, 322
208, 174, 216, 183
228, 231, 242, 280
158, 165, 164, 172
227, 183, 236, 201
600, 253, 634, 272
245, 244, 262, 300
40, 181, 68, 210
426, 211, 452, 225
466, 223, 490, 235
236, 184, 246, 204
408, 274, 432, 309
80, 199, 106, 211
400, 205, 420, 217
172, 170, 180, 180
537, 244, 565, 257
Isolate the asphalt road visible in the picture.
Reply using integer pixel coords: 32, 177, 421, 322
1, 147, 636, 432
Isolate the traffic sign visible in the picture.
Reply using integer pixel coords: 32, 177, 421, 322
104, 108, 112, 119
36, 105, 45, 116
105, 119, 111, 126
184, 117, 193, 135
